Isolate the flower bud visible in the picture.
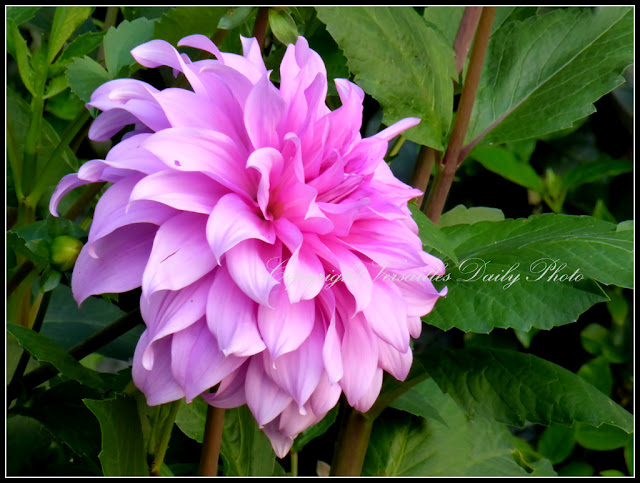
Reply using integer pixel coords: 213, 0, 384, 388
50, 235, 83, 272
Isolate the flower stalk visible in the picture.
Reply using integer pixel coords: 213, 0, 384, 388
199, 405, 226, 476
423, 6, 496, 224
330, 408, 373, 476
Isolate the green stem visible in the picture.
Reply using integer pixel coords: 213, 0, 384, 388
423, 7, 496, 224
22, 94, 45, 197
27, 110, 92, 205
290, 451, 299, 477
199, 405, 226, 476
7, 115, 25, 202
7, 290, 53, 403
330, 408, 373, 476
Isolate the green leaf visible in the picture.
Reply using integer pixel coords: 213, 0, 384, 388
389, 377, 447, 426
14, 380, 102, 468
410, 205, 459, 264
175, 396, 207, 443
577, 355, 613, 396
84, 396, 149, 476
423, 6, 465, 46
40, 284, 141, 362
54, 30, 105, 67
419, 348, 634, 432
218, 7, 256, 30
8, 87, 79, 176
438, 204, 505, 227
617, 220, 633, 232
7, 323, 108, 391
467, 7, 633, 146
7, 6, 41, 25
427, 214, 632, 334
269, 8, 299, 45
43, 74, 68, 99
558, 461, 594, 476
562, 157, 633, 191
575, 422, 631, 451
624, 438, 633, 475
66, 56, 112, 103
316, 6, 456, 150
103, 18, 156, 77
48, 7, 93, 64
8, 19, 37, 95
537, 423, 576, 465
220, 405, 277, 476
154, 7, 228, 47
469, 145, 544, 192
363, 379, 537, 476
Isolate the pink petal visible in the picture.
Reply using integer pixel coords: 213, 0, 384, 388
339, 314, 379, 406
130, 169, 227, 215
142, 212, 216, 295
171, 318, 246, 402
72, 224, 157, 305
244, 74, 284, 150
224, 239, 280, 306
245, 355, 292, 427
353, 368, 383, 413
374, 117, 421, 142
245, 147, 284, 219
201, 363, 248, 409
362, 280, 410, 353
207, 265, 266, 357
133, 331, 185, 406
257, 285, 315, 360
377, 339, 413, 381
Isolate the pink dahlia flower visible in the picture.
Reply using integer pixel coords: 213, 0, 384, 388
50, 35, 446, 457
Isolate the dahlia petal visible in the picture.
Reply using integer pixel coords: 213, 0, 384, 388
142, 212, 216, 295
177, 34, 223, 61
133, 331, 185, 405
225, 239, 280, 307
378, 339, 413, 381
88, 174, 177, 252
274, 218, 325, 304
309, 372, 342, 417
103, 133, 167, 175
207, 265, 266, 357
246, 355, 293, 427
407, 316, 423, 339
374, 117, 421, 142
140, 275, 212, 370
207, 193, 275, 262
262, 420, 295, 459
323, 240, 373, 315
72, 224, 156, 305
89, 109, 140, 141
362, 281, 410, 353
245, 147, 284, 219
278, 401, 319, 438
49, 174, 86, 217
244, 74, 284, 150
339, 314, 378, 406
171, 318, 245, 403
353, 368, 383, 413
142, 127, 252, 196
131, 39, 207, 95
130, 169, 226, 214
257, 285, 315, 360
201, 363, 248, 409
264, 322, 324, 410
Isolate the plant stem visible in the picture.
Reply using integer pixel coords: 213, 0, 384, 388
27, 110, 92, 205
253, 7, 270, 50
330, 408, 373, 476
7, 261, 36, 298
64, 182, 106, 221
453, 7, 484, 77
410, 146, 437, 209
7, 290, 53, 402
199, 405, 226, 476
423, 7, 496, 224
22, 94, 45, 197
